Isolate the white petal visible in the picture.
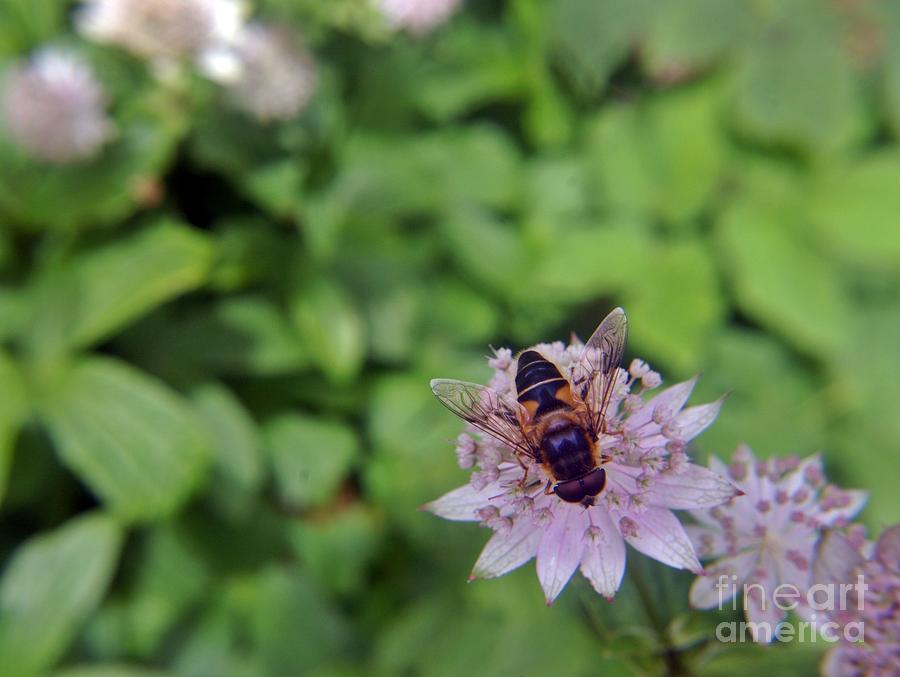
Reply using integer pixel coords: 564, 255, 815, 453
624, 376, 697, 433
744, 552, 786, 642
686, 524, 730, 559
645, 464, 741, 510
535, 504, 587, 604
423, 482, 501, 521
622, 507, 702, 573
579, 508, 626, 599
689, 549, 759, 608
471, 515, 542, 579
665, 398, 724, 441
818, 490, 868, 526
812, 529, 864, 588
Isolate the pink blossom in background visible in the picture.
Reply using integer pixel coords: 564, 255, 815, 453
2, 49, 114, 164
688, 444, 867, 642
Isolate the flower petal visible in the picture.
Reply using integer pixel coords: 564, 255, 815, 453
812, 529, 865, 588
621, 507, 702, 573
471, 515, 542, 579
689, 549, 759, 608
535, 503, 587, 604
743, 552, 786, 642
624, 376, 698, 433
580, 508, 626, 599
424, 481, 502, 521
645, 463, 741, 510
686, 524, 731, 559
664, 398, 724, 442
818, 490, 868, 526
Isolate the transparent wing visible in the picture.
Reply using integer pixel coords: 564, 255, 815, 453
572, 307, 628, 437
430, 379, 538, 460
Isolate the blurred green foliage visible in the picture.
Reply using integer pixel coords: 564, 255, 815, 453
0, 0, 898, 675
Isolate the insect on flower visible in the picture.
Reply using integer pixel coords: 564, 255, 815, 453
431, 308, 627, 506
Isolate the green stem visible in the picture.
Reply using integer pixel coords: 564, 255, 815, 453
629, 558, 690, 677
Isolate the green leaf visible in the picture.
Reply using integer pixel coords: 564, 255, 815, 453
624, 240, 725, 374
0, 0, 65, 57
692, 330, 827, 458
583, 84, 725, 226
441, 206, 528, 301
731, 1, 863, 154
53, 667, 174, 677
116, 295, 308, 379
0, 349, 27, 506
290, 280, 365, 384
38, 357, 211, 521
263, 413, 359, 510
716, 200, 851, 360
550, 0, 656, 95
287, 504, 383, 595
0, 512, 123, 677
26, 220, 213, 357
192, 382, 265, 520
644, 0, 750, 73
241, 160, 305, 219
806, 151, 900, 268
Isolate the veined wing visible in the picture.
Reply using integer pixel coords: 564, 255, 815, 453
572, 307, 627, 437
430, 379, 538, 460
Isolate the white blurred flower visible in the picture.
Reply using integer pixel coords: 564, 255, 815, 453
376, 0, 462, 35
77, 0, 246, 65
205, 22, 317, 123
1, 49, 114, 164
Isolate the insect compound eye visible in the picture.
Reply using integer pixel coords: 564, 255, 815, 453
553, 468, 607, 504
581, 467, 606, 497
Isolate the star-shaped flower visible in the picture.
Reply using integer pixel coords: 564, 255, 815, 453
426, 340, 737, 604
815, 524, 900, 676
688, 444, 867, 642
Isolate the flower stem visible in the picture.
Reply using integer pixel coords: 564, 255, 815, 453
629, 557, 690, 677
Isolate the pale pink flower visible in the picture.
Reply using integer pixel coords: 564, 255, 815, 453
688, 444, 867, 642
376, 0, 462, 36
426, 344, 737, 604
1, 49, 114, 164
77, 0, 246, 71
204, 22, 317, 122
816, 525, 900, 677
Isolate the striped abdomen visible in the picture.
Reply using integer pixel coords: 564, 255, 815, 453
515, 350, 595, 482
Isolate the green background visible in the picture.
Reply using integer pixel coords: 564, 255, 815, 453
0, 0, 898, 674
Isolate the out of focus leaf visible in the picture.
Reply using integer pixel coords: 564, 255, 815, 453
116, 295, 308, 379
806, 151, 900, 268
533, 220, 651, 304
716, 200, 850, 360
692, 330, 827, 458
625, 240, 725, 374
0, 350, 26, 506
584, 84, 725, 226
263, 413, 359, 510
38, 357, 211, 521
26, 220, 212, 358
53, 667, 174, 677
644, 0, 749, 74
0, 0, 64, 56
192, 382, 264, 520
550, 0, 656, 94
290, 280, 365, 384
241, 159, 305, 219
0, 512, 123, 677
422, 279, 499, 345
288, 504, 383, 595
731, 1, 863, 154
441, 206, 527, 301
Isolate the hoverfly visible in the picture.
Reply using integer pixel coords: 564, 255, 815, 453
431, 308, 627, 506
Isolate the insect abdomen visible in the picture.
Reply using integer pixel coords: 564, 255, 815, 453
541, 424, 594, 481
515, 350, 571, 420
